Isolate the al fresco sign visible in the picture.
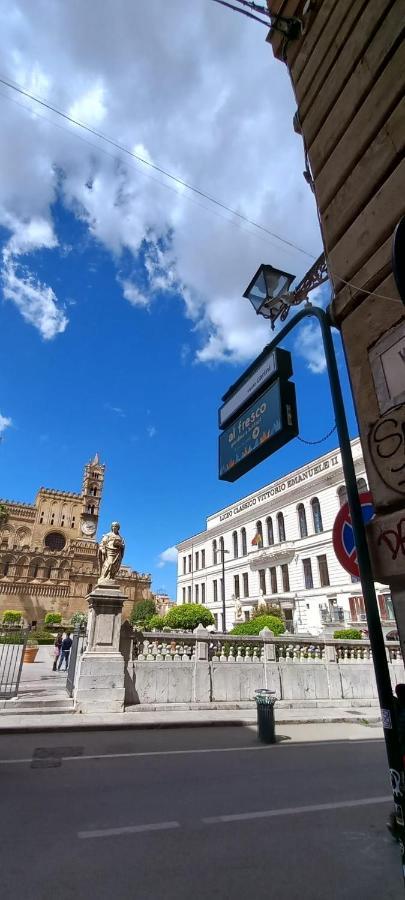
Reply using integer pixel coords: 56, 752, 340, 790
219, 379, 298, 483
219, 347, 292, 428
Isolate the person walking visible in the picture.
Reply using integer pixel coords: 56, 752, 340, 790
52, 633, 63, 671
57, 632, 73, 671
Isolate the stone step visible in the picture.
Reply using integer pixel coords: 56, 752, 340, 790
0, 696, 75, 714
0, 705, 75, 716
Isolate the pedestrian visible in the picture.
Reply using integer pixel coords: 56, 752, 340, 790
57, 631, 73, 671
387, 683, 405, 839
52, 633, 63, 671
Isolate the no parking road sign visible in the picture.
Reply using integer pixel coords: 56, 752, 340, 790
332, 491, 375, 579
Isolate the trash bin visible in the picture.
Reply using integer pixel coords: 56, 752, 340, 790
255, 689, 277, 744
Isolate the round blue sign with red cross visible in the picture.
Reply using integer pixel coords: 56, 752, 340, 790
332, 491, 375, 578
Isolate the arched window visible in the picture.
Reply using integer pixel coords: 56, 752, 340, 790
45, 565, 52, 580
297, 504, 308, 539
337, 485, 347, 507
241, 527, 247, 557
311, 497, 323, 533
212, 539, 217, 565
277, 512, 286, 543
357, 477, 367, 493
232, 531, 238, 558
256, 521, 263, 545
3, 559, 10, 576
266, 516, 274, 546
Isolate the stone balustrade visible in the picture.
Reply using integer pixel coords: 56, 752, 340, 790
120, 624, 404, 706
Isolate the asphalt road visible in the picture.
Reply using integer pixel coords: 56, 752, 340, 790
0, 726, 402, 899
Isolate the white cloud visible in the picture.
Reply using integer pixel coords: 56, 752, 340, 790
295, 321, 326, 374
2, 249, 68, 339
157, 545, 178, 568
120, 279, 149, 308
0, 412, 12, 435
105, 403, 126, 418
0, 0, 322, 357
147, 425, 157, 438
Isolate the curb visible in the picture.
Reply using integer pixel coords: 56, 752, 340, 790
0, 714, 382, 735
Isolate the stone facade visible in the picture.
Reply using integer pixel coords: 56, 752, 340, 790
176, 439, 393, 635
0, 455, 151, 623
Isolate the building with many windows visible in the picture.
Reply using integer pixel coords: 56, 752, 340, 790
176, 439, 394, 635
0, 455, 152, 623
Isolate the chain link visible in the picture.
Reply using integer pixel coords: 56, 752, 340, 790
297, 424, 337, 446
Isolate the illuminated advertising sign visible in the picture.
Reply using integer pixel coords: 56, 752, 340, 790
219, 378, 298, 482
219, 346, 292, 429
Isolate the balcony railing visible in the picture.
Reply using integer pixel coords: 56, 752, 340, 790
320, 608, 345, 624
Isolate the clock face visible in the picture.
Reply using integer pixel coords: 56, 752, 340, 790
81, 520, 96, 536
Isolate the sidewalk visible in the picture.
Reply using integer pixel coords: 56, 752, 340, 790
0, 703, 383, 734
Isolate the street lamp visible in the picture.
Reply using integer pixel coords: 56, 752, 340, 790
243, 261, 405, 869
215, 540, 230, 633
243, 254, 328, 330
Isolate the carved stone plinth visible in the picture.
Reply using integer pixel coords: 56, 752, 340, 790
74, 583, 126, 713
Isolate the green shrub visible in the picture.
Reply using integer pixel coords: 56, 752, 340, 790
251, 605, 282, 620
333, 628, 363, 641
2, 610, 22, 625
0, 632, 24, 644
70, 611, 88, 628
163, 604, 214, 631
231, 615, 285, 636
131, 599, 157, 628
44, 612, 62, 625
30, 630, 57, 645
148, 615, 165, 630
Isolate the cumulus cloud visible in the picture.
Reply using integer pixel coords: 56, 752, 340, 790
295, 321, 326, 374
157, 545, 178, 568
0, 412, 12, 436
0, 0, 322, 358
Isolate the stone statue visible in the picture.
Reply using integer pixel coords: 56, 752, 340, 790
234, 595, 243, 621
97, 521, 125, 584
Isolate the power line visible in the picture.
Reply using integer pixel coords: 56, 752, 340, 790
208, 0, 270, 27
0, 74, 315, 261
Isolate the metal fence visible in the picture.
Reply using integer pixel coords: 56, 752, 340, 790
0, 627, 29, 698
66, 625, 87, 697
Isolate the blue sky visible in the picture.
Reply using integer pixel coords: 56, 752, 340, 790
0, 1, 358, 599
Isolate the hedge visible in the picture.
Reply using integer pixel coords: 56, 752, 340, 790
333, 628, 363, 641
31, 630, 57, 645
2, 610, 22, 624
44, 612, 62, 625
0, 632, 25, 644
148, 615, 165, 630
231, 615, 285, 636
164, 604, 214, 631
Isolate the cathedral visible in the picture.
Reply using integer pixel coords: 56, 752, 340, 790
0, 455, 151, 623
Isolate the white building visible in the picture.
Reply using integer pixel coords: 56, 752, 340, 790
176, 439, 394, 635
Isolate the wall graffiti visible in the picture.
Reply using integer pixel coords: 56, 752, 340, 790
369, 403, 405, 495
378, 518, 405, 561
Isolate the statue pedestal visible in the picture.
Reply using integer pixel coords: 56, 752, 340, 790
74, 583, 126, 714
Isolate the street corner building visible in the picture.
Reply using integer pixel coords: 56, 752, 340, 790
0, 455, 151, 623
176, 439, 394, 636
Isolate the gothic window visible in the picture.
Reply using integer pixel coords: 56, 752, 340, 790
241, 528, 247, 557
357, 477, 367, 493
277, 512, 286, 543
297, 504, 308, 539
266, 517, 274, 546
233, 530, 238, 558
45, 565, 52, 580
50, 514, 55, 525
311, 498, 323, 533
39, 513, 44, 524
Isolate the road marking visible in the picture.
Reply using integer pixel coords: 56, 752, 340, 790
0, 737, 383, 766
202, 795, 392, 825
78, 820, 180, 839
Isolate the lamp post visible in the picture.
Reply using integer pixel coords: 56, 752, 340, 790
215, 540, 229, 633
244, 262, 405, 871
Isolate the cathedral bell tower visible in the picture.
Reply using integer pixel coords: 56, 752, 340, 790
80, 453, 105, 540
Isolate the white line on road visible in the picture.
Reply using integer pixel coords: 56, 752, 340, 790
78, 820, 180, 839
0, 737, 383, 766
202, 795, 392, 825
